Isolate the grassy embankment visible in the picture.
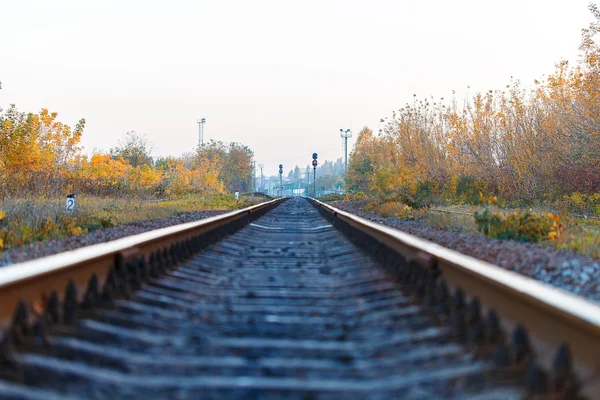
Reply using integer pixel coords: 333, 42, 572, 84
320, 193, 600, 259
0, 193, 266, 253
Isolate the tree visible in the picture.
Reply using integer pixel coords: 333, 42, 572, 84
0, 105, 85, 196
0, 101, 254, 198
110, 131, 154, 167
346, 127, 382, 193
198, 140, 254, 192
294, 165, 301, 180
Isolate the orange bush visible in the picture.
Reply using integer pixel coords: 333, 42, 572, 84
0, 109, 253, 199
347, 4, 600, 204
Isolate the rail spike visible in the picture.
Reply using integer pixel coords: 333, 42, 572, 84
552, 342, 579, 396
31, 317, 48, 346
466, 298, 484, 347
137, 258, 149, 284
467, 321, 485, 347
126, 260, 142, 291
424, 280, 438, 307
149, 253, 161, 279
435, 280, 450, 316
45, 289, 60, 324
450, 305, 466, 340
11, 301, 30, 344
492, 343, 511, 368
486, 309, 504, 345
115, 259, 132, 299
101, 267, 117, 303
511, 323, 532, 366
525, 362, 549, 395
162, 248, 172, 270
82, 273, 100, 310
467, 297, 481, 323
453, 288, 466, 311
63, 280, 78, 325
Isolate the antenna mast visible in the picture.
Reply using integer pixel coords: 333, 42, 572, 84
197, 118, 206, 147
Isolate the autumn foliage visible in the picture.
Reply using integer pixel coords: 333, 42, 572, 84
0, 106, 254, 199
347, 4, 600, 208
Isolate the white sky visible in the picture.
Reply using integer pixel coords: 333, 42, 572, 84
0, 0, 593, 175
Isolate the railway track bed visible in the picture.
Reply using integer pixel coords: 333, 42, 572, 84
0, 198, 598, 399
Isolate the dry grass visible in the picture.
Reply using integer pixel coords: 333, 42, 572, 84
338, 198, 600, 260
0, 194, 263, 251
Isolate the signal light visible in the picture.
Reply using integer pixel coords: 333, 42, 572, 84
279, 164, 283, 169
312, 159, 317, 167
279, 169, 283, 174
312, 153, 318, 160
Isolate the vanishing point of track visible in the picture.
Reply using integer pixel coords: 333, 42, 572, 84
0, 198, 598, 399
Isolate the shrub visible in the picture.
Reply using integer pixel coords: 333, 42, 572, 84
559, 192, 600, 216
319, 193, 344, 202
381, 191, 426, 209
364, 201, 424, 220
0, 210, 4, 251
451, 176, 488, 203
395, 204, 424, 220
365, 202, 404, 217
414, 180, 440, 207
557, 230, 600, 259
474, 209, 564, 243
469, 191, 564, 243
344, 192, 367, 202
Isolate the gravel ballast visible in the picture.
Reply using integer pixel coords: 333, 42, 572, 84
0, 210, 226, 266
329, 202, 600, 303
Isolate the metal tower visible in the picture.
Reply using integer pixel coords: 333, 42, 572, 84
340, 129, 352, 173
258, 164, 264, 192
197, 118, 206, 147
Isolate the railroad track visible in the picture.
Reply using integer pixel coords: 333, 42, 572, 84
0, 197, 598, 399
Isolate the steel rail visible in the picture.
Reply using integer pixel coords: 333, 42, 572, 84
311, 198, 600, 398
0, 198, 283, 329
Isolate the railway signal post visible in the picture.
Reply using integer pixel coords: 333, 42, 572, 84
278, 164, 283, 197
312, 153, 318, 197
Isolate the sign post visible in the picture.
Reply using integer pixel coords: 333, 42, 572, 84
66, 194, 75, 212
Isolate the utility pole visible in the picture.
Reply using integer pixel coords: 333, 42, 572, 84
340, 129, 352, 173
305, 166, 310, 196
252, 161, 256, 193
258, 164, 264, 192
197, 118, 206, 147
